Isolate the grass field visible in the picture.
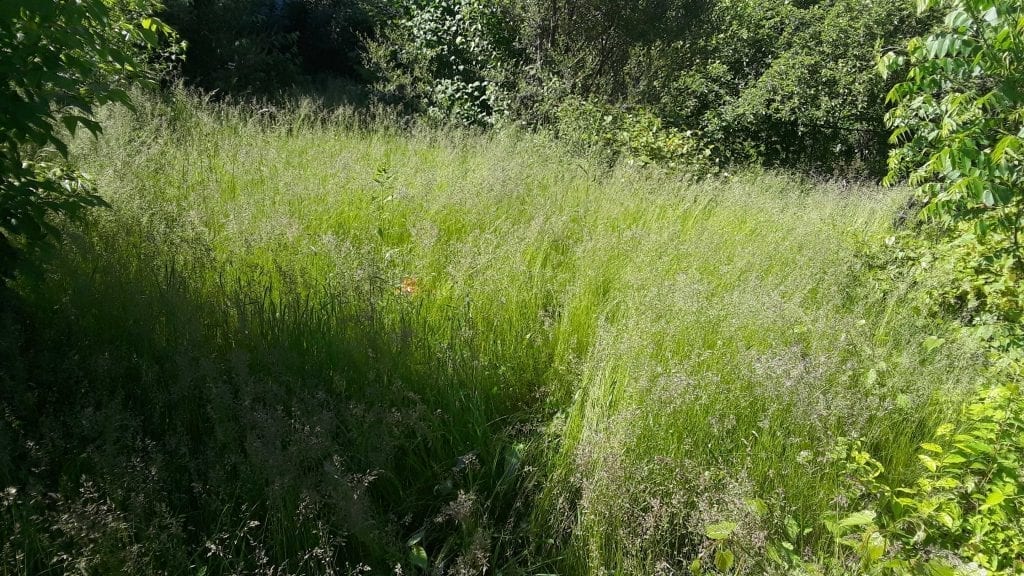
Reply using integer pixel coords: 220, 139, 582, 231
0, 94, 984, 575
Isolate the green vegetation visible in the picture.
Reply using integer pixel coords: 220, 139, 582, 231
3, 0, 1024, 574
0, 94, 984, 574
365, 0, 935, 172
153, 0, 933, 172
0, 0, 173, 274
882, 0, 1024, 348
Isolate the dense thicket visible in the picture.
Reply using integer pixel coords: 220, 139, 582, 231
365, 0, 937, 173
162, 0, 935, 173
161, 0, 394, 92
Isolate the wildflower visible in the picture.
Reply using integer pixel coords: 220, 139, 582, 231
398, 276, 419, 296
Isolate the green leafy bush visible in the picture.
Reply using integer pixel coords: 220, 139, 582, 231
799, 379, 1023, 575
281, 0, 394, 78
365, 0, 521, 125
361, 0, 936, 172
881, 0, 1024, 346
871, 382, 1023, 574
554, 97, 712, 172
498, 0, 931, 172
0, 0, 174, 274
513, 0, 705, 103
655, 0, 933, 173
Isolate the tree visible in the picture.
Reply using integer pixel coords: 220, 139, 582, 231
0, 0, 174, 274
882, 0, 1024, 262
881, 0, 1024, 342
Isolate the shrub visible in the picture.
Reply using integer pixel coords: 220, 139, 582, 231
881, 0, 1024, 347
655, 0, 934, 173
0, 0, 174, 275
365, 0, 521, 126
162, 0, 302, 93
554, 97, 712, 172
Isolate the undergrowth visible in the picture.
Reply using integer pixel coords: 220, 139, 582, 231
0, 92, 987, 575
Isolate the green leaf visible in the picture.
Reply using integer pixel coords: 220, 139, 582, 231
945, 9, 972, 29
704, 521, 738, 540
714, 549, 735, 573
922, 336, 945, 351
919, 454, 939, 472
992, 134, 1019, 161
863, 530, 886, 562
745, 498, 768, 517
408, 545, 429, 571
924, 559, 956, 576
838, 510, 876, 528
981, 488, 1005, 508
60, 115, 79, 136
784, 516, 800, 541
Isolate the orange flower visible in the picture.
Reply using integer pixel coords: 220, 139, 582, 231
399, 277, 419, 296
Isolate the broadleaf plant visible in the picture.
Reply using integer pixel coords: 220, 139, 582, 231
0, 0, 177, 276
881, 0, 1024, 262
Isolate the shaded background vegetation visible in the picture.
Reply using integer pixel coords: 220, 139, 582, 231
160, 0, 937, 174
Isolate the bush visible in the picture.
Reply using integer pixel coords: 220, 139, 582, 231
554, 97, 712, 172
0, 0, 173, 275
651, 0, 935, 173
882, 0, 1024, 347
163, 0, 302, 93
365, 0, 521, 126
359, 0, 940, 172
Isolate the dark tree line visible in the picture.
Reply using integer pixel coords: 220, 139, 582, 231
164, 0, 937, 173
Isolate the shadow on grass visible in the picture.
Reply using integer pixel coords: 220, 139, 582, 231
0, 217, 554, 574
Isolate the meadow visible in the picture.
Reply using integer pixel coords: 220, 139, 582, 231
0, 94, 984, 575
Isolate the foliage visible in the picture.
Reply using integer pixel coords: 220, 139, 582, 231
359, 0, 942, 171
512, 0, 924, 170
788, 377, 1022, 575
553, 97, 713, 172
0, 0, 174, 275
782, 1, 1024, 557
162, 0, 302, 93
652, 0, 934, 172
880, 0, 1024, 348
513, 0, 706, 102
867, 381, 1023, 574
828, 14, 1024, 571
282, 0, 395, 77
365, 0, 521, 126
2, 94, 982, 574
162, 0, 396, 93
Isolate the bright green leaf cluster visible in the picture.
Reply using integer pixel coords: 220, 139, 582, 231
847, 382, 1023, 574
882, 0, 1024, 267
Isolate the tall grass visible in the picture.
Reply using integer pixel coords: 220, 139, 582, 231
0, 92, 983, 575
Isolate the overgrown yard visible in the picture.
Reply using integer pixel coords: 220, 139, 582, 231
0, 96, 985, 574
